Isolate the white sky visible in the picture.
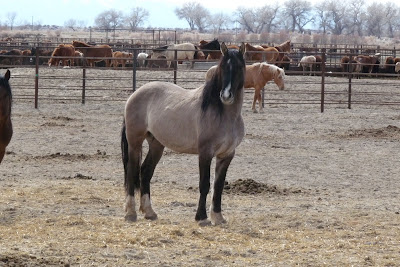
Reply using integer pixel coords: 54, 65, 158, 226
1, 0, 397, 29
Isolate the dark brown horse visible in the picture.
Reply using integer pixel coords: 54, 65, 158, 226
245, 43, 279, 63
121, 43, 246, 226
0, 70, 12, 164
72, 40, 113, 67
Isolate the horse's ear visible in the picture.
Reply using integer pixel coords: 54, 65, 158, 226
5, 70, 10, 81
239, 42, 245, 56
221, 42, 228, 56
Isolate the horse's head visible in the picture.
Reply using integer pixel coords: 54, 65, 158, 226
273, 67, 285, 90
0, 70, 12, 116
218, 42, 246, 105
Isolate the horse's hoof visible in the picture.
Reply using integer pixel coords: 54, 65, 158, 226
144, 213, 158, 221
210, 211, 227, 225
197, 219, 212, 227
252, 109, 258, 113
125, 214, 137, 222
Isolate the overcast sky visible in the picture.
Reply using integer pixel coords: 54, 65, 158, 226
1, 0, 397, 29
2, 0, 268, 29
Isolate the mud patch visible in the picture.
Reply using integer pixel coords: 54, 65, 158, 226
31, 151, 108, 161
62, 173, 95, 180
346, 125, 400, 138
224, 179, 302, 195
0, 253, 69, 267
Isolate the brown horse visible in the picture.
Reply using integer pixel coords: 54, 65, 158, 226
48, 44, 76, 67
111, 51, 133, 69
206, 62, 285, 113
276, 55, 291, 70
263, 40, 292, 63
121, 43, 246, 226
0, 70, 12, 164
245, 43, 279, 63
72, 40, 113, 67
275, 40, 291, 53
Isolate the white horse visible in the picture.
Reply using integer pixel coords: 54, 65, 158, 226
150, 43, 197, 68
137, 52, 148, 67
298, 55, 316, 76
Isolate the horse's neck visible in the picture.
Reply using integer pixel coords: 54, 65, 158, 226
224, 88, 244, 118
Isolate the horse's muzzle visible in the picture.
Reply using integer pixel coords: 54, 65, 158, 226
220, 91, 234, 105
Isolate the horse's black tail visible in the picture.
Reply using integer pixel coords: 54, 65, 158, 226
121, 118, 140, 194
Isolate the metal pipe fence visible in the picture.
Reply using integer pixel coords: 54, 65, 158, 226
2, 47, 400, 112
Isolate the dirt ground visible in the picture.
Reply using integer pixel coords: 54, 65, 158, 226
1, 68, 400, 266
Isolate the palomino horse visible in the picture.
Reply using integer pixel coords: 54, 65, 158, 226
0, 70, 12, 164
121, 43, 246, 226
245, 43, 279, 63
150, 43, 199, 68
206, 63, 285, 113
72, 40, 113, 67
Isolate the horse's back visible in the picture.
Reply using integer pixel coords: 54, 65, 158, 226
124, 82, 201, 153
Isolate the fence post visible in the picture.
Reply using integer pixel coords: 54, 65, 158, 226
173, 49, 178, 84
348, 54, 353, 109
82, 57, 86, 104
34, 47, 39, 109
132, 49, 138, 92
320, 49, 326, 113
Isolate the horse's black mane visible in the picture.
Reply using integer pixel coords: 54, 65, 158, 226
0, 75, 12, 99
201, 64, 224, 115
153, 45, 169, 52
199, 39, 220, 50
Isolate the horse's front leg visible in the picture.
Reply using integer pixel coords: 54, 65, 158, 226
196, 153, 212, 226
252, 89, 258, 113
258, 87, 264, 113
210, 152, 234, 225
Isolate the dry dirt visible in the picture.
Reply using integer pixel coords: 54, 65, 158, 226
1, 67, 400, 266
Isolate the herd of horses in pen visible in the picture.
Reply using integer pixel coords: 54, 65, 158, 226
1, 38, 400, 225
2, 38, 400, 76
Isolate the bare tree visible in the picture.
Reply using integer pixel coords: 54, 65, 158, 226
325, 1, 347, 35
365, 2, 386, 38
383, 2, 400, 38
64, 19, 77, 31
258, 4, 280, 33
235, 5, 280, 34
126, 7, 149, 31
210, 13, 231, 34
235, 7, 258, 33
175, 2, 210, 32
283, 0, 314, 32
94, 9, 124, 31
6, 12, 17, 30
345, 0, 366, 36
314, 3, 329, 34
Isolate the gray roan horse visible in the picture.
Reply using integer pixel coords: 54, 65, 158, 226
0, 70, 12, 164
121, 43, 246, 226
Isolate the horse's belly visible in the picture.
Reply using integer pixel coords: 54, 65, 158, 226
152, 129, 198, 154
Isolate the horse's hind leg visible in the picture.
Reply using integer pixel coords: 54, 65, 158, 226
122, 123, 143, 222
210, 152, 234, 225
139, 134, 164, 220
0, 148, 5, 164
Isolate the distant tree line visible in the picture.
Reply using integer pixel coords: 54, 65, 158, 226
2, 0, 400, 40
172, 0, 400, 38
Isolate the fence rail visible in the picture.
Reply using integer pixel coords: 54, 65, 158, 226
1, 47, 400, 112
